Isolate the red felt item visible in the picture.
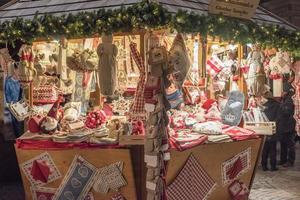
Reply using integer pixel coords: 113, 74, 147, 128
111, 193, 126, 200
131, 120, 145, 135
28, 115, 44, 133
102, 104, 113, 116
228, 180, 249, 200
47, 95, 64, 119
85, 110, 106, 129
227, 157, 243, 180
202, 99, 216, 110
82, 72, 92, 87
30, 160, 50, 183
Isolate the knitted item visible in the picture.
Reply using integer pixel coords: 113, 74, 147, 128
221, 91, 245, 126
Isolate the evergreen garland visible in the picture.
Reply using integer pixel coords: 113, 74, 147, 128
0, 1, 299, 51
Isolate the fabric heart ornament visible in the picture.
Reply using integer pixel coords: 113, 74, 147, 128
30, 160, 50, 183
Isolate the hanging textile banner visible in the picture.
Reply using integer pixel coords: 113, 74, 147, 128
209, 0, 260, 20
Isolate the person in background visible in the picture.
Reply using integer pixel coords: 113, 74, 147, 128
277, 71, 296, 167
5, 64, 23, 138
260, 91, 280, 171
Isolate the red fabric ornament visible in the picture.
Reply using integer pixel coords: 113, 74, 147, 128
47, 95, 64, 119
85, 110, 106, 129
30, 160, 50, 183
28, 115, 43, 133
227, 157, 243, 180
111, 192, 126, 200
228, 180, 249, 200
202, 99, 216, 110
131, 120, 145, 135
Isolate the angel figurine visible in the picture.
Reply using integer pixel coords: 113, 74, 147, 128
246, 43, 266, 96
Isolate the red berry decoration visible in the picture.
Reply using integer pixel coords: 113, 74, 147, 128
85, 110, 107, 129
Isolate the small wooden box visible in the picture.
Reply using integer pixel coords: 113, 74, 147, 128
119, 135, 145, 145
244, 122, 276, 135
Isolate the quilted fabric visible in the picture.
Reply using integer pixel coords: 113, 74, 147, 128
128, 42, 146, 120
167, 154, 216, 200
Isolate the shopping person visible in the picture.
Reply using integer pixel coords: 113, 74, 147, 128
277, 72, 296, 167
260, 91, 280, 171
5, 64, 24, 138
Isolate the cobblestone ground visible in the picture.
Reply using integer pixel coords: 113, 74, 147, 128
249, 143, 300, 200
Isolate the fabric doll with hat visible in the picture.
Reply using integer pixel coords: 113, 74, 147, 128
97, 34, 118, 96
40, 96, 64, 134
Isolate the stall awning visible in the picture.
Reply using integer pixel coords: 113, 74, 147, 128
0, 0, 297, 30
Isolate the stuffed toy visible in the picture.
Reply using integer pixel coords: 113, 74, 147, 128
97, 34, 118, 96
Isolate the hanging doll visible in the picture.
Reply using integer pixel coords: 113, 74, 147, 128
246, 43, 266, 96
18, 44, 37, 82
97, 34, 118, 96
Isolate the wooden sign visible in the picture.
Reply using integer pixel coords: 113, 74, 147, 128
209, 0, 260, 20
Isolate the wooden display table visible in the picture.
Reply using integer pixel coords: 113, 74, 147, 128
15, 138, 262, 200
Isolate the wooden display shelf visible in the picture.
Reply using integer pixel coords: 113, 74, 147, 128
119, 135, 145, 145
244, 122, 276, 135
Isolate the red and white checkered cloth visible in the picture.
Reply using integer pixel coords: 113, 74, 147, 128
222, 148, 251, 185
128, 42, 146, 121
206, 55, 224, 77
167, 154, 216, 200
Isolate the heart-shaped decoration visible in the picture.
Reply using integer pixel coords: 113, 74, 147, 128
78, 166, 89, 178
64, 191, 74, 200
71, 177, 82, 188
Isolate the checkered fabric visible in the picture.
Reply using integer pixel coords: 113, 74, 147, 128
222, 148, 251, 185
129, 42, 146, 120
167, 154, 216, 200
206, 55, 224, 77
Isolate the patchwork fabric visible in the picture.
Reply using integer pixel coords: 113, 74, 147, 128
222, 148, 251, 185
31, 187, 94, 200
128, 42, 146, 120
31, 186, 56, 200
20, 152, 61, 187
53, 155, 97, 200
93, 161, 126, 194
167, 154, 216, 200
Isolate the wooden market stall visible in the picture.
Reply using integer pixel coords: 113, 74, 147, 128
0, 1, 299, 200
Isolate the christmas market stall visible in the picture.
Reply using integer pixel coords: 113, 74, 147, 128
0, 0, 299, 200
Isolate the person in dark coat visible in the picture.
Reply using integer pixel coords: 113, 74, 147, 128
277, 73, 296, 167
260, 91, 280, 171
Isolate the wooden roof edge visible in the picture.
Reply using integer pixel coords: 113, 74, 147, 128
258, 5, 299, 30
0, 0, 18, 10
